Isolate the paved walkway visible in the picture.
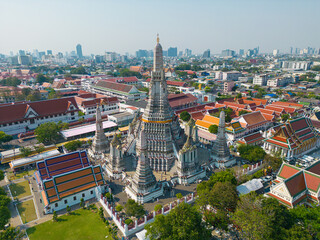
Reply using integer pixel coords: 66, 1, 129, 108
108, 178, 198, 213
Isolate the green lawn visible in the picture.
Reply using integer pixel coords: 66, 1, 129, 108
27, 207, 111, 240
17, 199, 37, 223
9, 180, 31, 199
7, 169, 36, 180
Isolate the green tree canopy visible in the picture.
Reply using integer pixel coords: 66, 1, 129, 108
208, 124, 218, 134
0, 131, 13, 145
125, 199, 145, 218
34, 122, 62, 145
232, 193, 294, 240
0, 227, 24, 240
238, 144, 266, 163
70, 66, 87, 74
145, 202, 210, 240
0, 171, 4, 181
119, 69, 141, 78
19, 147, 32, 157
180, 111, 191, 122
64, 140, 82, 152
0, 77, 21, 87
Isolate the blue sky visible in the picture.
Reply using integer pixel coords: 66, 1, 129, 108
0, 0, 319, 55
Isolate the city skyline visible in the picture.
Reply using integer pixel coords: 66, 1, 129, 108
1, 0, 320, 55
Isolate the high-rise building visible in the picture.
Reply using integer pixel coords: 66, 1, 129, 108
76, 44, 83, 58
136, 49, 149, 58
202, 49, 210, 58
221, 49, 235, 57
185, 48, 192, 57
39, 52, 46, 59
273, 49, 280, 56
239, 49, 244, 56
18, 50, 25, 56
47, 50, 52, 55
290, 47, 293, 55
18, 55, 32, 65
168, 47, 177, 57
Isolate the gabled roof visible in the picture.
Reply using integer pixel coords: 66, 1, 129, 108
0, 97, 79, 125
278, 163, 300, 179
238, 111, 267, 126
238, 132, 264, 145
284, 171, 306, 197
37, 150, 89, 180
42, 165, 104, 204
95, 80, 135, 93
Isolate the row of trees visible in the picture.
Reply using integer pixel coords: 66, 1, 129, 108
145, 170, 320, 240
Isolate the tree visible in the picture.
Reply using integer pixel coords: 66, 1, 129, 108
0, 77, 21, 87
0, 227, 24, 240
52, 211, 58, 222
0, 131, 13, 145
34, 122, 61, 145
0, 206, 10, 229
264, 154, 282, 172
124, 218, 133, 225
204, 86, 211, 93
70, 66, 87, 75
66, 205, 71, 215
180, 111, 191, 122
115, 204, 123, 212
176, 193, 183, 199
99, 207, 104, 221
154, 204, 162, 212
238, 110, 249, 116
236, 93, 242, 99
311, 65, 320, 71
0, 171, 4, 181
145, 202, 210, 240
232, 193, 293, 240
208, 124, 218, 134
238, 144, 266, 163
64, 140, 82, 152
209, 182, 239, 212
80, 198, 85, 209
118, 69, 141, 78
281, 114, 290, 122
34, 144, 45, 154
125, 199, 145, 218
36, 74, 51, 84
19, 147, 32, 157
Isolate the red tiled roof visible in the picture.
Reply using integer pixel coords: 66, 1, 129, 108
0, 97, 79, 125
240, 111, 267, 126
304, 172, 320, 192
278, 164, 300, 179
168, 93, 198, 108
95, 80, 134, 93
285, 172, 306, 197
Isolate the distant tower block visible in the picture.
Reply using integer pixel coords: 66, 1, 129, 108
88, 105, 109, 161
213, 111, 236, 168
125, 129, 163, 204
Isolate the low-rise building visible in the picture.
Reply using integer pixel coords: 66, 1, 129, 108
263, 117, 319, 159
253, 74, 268, 86
224, 81, 235, 93
267, 162, 320, 208
35, 150, 106, 213
90, 80, 147, 102
0, 97, 80, 135
74, 92, 119, 117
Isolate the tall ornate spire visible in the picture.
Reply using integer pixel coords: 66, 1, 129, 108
213, 111, 231, 167
153, 34, 163, 72
131, 129, 157, 193
90, 104, 109, 155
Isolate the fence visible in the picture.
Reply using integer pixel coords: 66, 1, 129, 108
99, 192, 196, 237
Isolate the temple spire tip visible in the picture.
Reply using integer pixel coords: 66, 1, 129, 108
157, 33, 159, 44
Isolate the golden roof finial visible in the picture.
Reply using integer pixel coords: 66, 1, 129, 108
157, 33, 159, 44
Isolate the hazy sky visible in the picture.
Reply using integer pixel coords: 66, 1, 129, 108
0, 0, 319, 55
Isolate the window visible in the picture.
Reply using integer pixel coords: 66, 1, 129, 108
64, 200, 68, 204
55, 203, 58, 207
82, 193, 85, 198
90, 190, 93, 195
73, 196, 76, 201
